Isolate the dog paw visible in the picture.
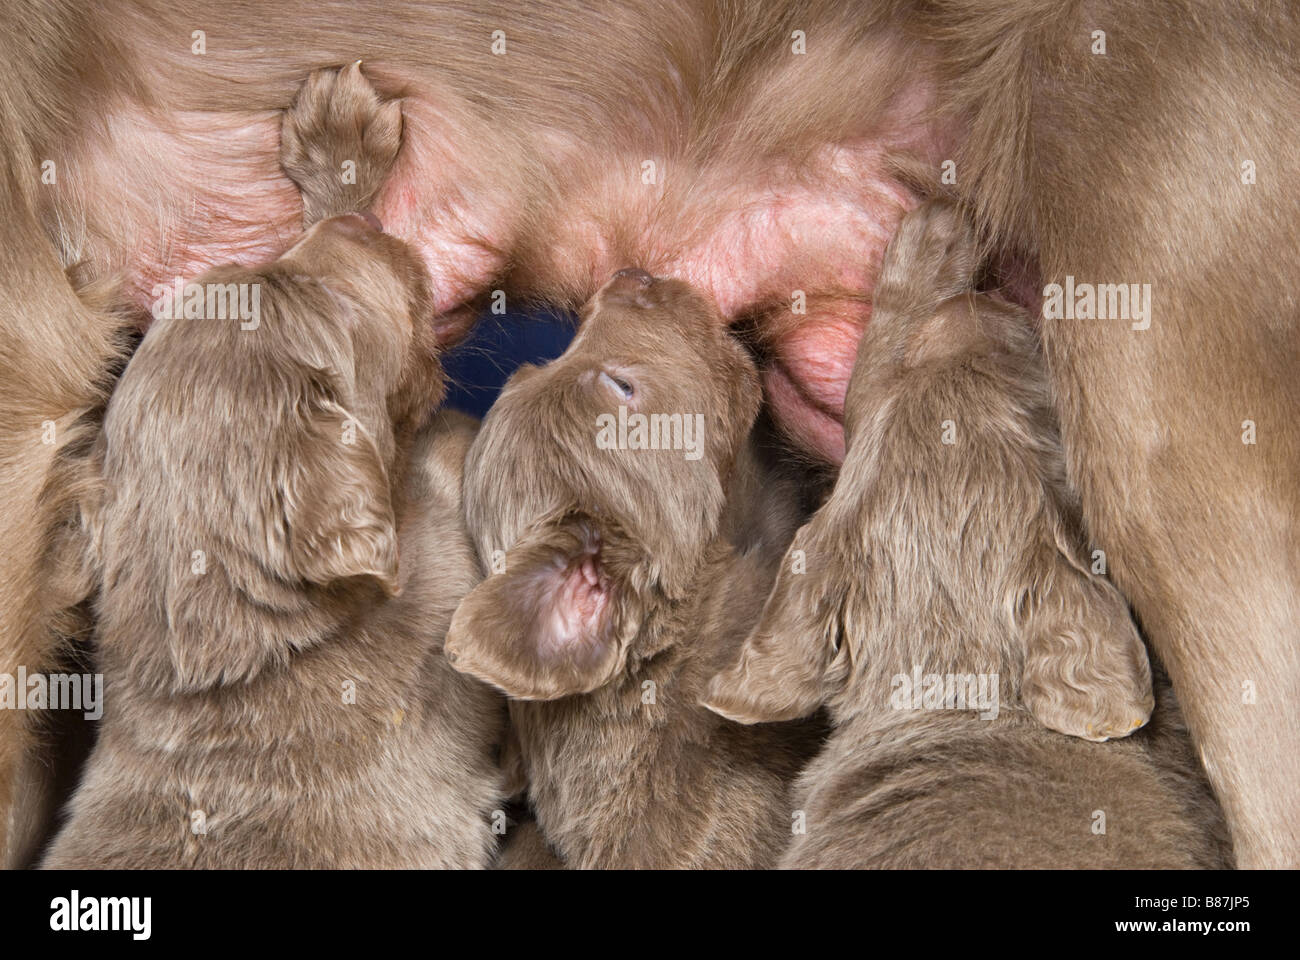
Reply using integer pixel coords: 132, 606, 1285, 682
281, 61, 403, 226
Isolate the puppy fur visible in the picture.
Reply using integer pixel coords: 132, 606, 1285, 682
704, 201, 1232, 868
446, 273, 825, 868
42, 67, 503, 868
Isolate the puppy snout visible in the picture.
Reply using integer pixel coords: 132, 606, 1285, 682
610, 267, 656, 291
322, 211, 384, 238
602, 267, 659, 306
613, 267, 654, 286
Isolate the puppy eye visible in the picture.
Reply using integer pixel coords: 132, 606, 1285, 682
598, 370, 635, 401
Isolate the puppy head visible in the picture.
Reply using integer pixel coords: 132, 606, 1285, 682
102, 213, 440, 690
252, 212, 442, 594
277, 212, 442, 444
705, 200, 1152, 739
446, 271, 761, 699
705, 452, 1154, 742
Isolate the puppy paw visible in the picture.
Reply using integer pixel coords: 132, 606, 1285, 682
281, 61, 403, 227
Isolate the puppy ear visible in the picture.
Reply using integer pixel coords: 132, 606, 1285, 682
702, 525, 847, 723
278, 397, 399, 595
445, 519, 628, 700
1018, 537, 1154, 742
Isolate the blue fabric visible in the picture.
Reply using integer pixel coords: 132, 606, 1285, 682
442, 308, 576, 418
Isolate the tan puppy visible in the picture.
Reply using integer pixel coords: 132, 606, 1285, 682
42, 67, 503, 868
446, 271, 825, 868
705, 202, 1232, 868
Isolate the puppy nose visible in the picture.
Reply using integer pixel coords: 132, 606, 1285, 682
611, 267, 655, 288
323, 211, 383, 237
604, 268, 657, 304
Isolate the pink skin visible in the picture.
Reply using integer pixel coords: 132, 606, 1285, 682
84, 71, 935, 465
375, 102, 923, 464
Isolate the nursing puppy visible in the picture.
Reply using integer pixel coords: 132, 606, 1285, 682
43, 66, 502, 868
446, 271, 824, 868
705, 202, 1232, 868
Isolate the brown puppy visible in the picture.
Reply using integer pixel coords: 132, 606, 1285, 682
705, 202, 1232, 868
446, 272, 824, 868
41, 67, 503, 868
